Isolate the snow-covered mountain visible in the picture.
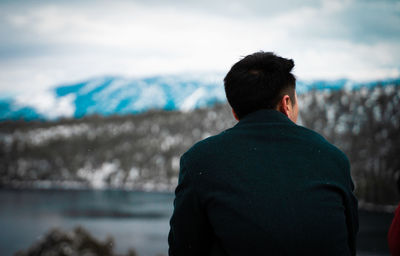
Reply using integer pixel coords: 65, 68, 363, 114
1, 75, 226, 120
0, 75, 398, 120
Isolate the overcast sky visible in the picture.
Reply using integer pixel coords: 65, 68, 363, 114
0, 0, 399, 94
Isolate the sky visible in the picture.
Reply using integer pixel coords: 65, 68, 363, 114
0, 0, 399, 94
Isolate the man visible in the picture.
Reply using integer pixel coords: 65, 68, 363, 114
168, 52, 358, 255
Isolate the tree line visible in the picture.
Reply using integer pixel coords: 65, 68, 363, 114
1, 82, 399, 206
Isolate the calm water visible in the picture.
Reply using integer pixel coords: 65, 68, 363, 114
0, 189, 174, 256
0, 189, 394, 256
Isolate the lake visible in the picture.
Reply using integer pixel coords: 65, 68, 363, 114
0, 189, 394, 256
0, 189, 174, 256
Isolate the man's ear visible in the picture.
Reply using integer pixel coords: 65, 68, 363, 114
232, 109, 239, 121
277, 95, 291, 117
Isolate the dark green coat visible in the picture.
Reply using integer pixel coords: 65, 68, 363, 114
168, 109, 358, 256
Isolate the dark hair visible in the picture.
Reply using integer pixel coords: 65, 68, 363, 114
224, 51, 296, 119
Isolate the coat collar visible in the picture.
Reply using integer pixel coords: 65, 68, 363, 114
235, 109, 296, 127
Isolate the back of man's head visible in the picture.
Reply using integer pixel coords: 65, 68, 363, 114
224, 51, 296, 119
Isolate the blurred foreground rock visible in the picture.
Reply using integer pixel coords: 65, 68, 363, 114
14, 226, 137, 256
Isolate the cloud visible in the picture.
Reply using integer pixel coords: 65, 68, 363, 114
0, 0, 399, 94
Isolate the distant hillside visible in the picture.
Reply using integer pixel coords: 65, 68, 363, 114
0, 75, 226, 120
300, 84, 400, 208
1, 81, 399, 207
1, 75, 398, 121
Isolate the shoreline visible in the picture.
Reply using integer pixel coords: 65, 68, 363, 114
1, 184, 397, 213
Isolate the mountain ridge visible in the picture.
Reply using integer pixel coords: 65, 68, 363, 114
1, 75, 399, 121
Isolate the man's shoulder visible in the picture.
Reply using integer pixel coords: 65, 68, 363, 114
296, 125, 350, 166
180, 128, 234, 167
183, 129, 231, 153
181, 122, 350, 171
